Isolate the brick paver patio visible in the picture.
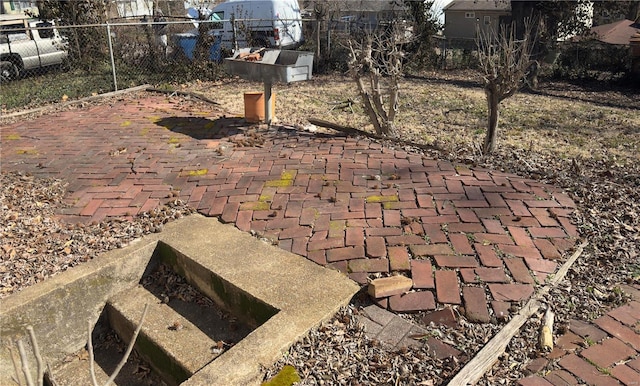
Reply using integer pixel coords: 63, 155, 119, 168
5, 95, 640, 384
2, 95, 579, 320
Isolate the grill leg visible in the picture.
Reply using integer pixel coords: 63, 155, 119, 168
264, 82, 273, 125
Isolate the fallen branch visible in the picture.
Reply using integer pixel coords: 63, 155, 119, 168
17, 340, 34, 386
307, 118, 364, 137
9, 346, 22, 386
0, 85, 150, 121
447, 241, 587, 386
26, 327, 44, 386
88, 321, 98, 386
306, 118, 444, 153
145, 88, 220, 106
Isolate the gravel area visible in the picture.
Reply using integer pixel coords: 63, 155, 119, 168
2, 74, 638, 384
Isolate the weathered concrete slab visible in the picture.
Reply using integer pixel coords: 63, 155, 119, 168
156, 215, 359, 386
0, 235, 160, 384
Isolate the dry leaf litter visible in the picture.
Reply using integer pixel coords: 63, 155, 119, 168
0, 171, 195, 296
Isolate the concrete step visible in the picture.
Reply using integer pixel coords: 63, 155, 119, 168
52, 355, 113, 386
105, 285, 220, 386
50, 311, 170, 386
51, 336, 168, 386
4, 215, 359, 386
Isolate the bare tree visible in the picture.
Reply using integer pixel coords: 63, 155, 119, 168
477, 22, 536, 154
347, 23, 406, 136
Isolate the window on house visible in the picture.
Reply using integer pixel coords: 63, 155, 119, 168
465, 12, 475, 19
484, 15, 491, 25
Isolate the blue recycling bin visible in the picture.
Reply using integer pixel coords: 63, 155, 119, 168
209, 35, 222, 62
175, 33, 197, 59
174, 33, 222, 62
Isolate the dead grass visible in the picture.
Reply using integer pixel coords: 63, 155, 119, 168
187, 71, 639, 165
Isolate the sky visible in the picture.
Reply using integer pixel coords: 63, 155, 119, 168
433, 0, 454, 25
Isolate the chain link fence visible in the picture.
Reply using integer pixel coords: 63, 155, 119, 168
2, 17, 321, 111
1, 15, 429, 112
1, 18, 236, 112
2, 13, 637, 113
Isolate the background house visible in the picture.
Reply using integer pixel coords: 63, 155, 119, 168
592, 1, 640, 27
591, 18, 640, 45
111, 0, 154, 18
443, 0, 510, 40
0, 0, 36, 15
336, 0, 407, 30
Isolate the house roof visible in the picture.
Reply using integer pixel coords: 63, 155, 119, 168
443, 0, 510, 12
591, 18, 640, 45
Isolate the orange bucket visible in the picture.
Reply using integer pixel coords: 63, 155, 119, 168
244, 92, 275, 123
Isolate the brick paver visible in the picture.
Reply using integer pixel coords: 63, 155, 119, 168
357, 305, 462, 358
1, 95, 580, 323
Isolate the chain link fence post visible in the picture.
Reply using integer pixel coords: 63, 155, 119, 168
106, 22, 118, 92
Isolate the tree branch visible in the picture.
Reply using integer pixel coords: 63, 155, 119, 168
17, 340, 34, 386
88, 320, 99, 386
346, 22, 404, 136
25, 327, 43, 386
103, 303, 150, 386
8, 345, 24, 386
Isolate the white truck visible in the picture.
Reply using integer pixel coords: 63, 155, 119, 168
0, 15, 68, 82
208, 0, 304, 50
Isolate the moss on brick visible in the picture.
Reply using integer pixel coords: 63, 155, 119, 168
280, 170, 296, 180
182, 169, 208, 177
265, 180, 293, 188
365, 195, 399, 203
16, 149, 38, 155
240, 202, 271, 211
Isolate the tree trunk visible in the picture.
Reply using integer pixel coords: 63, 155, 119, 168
355, 77, 383, 135
70, 3, 82, 63
316, 18, 321, 60
381, 121, 397, 137
527, 60, 539, 90
483, 89, 500, 154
